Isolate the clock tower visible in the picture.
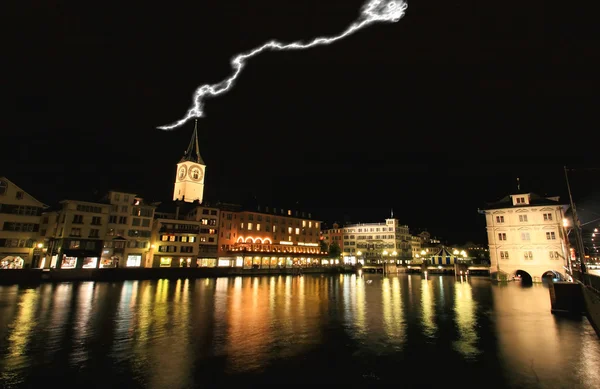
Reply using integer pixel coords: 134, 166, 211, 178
173, 119, 206, 203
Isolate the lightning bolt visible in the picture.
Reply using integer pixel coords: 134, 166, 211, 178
158, 0, 408, 130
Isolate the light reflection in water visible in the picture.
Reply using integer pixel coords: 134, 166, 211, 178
69, 282, 95, 366
492, 283, 599, 389
0, 275, 598, 388
381, 277, 406, 347
421, 279, 437, 338
1, 288, 38, 378
452, 277, 479, 358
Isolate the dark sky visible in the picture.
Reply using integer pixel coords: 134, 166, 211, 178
4, 1, 599, 245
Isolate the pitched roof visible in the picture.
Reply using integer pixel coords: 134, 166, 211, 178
482, 192, 566, 210
180, 119, 205, 165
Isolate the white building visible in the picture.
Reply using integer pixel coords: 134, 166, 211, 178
482, 192, 570, 282
0, 177, 47, 269
341, 218, 412, 265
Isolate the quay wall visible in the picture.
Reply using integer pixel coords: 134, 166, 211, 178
0, 266, 356, 285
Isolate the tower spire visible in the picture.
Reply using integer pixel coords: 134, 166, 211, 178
517, 177, 520, 191
181, 119, 205, 164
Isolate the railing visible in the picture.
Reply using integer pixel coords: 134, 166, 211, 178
573, 271, 600, 295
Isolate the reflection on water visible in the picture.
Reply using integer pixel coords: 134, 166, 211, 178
453, 276, 479, 358
0, 274, 598, 389
421, 278, 437, 338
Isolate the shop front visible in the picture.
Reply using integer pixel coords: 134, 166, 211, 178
0, 254, 26, 269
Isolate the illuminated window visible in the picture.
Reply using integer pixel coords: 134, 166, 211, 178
169, 235, 176, 242
126, 255, 142, 267
161, 235, 168, 241
160, 257, 172, 267
302, 220, 306, 227
257, 223, 261, 231
189, 236, 196, 243
248, 223, 253, 231
288, 227, 292, 234
288, 210, 291, 215
181, 236, 188, 242
295, 228, 300, 235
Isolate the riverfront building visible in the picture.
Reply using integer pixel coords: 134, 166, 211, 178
0, 177, 47, 269
482, 192, 570, 282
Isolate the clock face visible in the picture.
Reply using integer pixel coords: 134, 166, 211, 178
178, 166, 187, 180
189, 166, 203, 181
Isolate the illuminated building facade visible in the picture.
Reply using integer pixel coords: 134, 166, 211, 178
482, 192, 570, 282
0, 177, 47, 269
41, 200, 110, 269
217, 206, 327, 268
321, 223, 344, 251
100, 191, 156, 268
337, 219, 412, 265
148, 217, 205, 268
173, 120, 206, 204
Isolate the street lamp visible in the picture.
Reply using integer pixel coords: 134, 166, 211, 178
392, 250, 398, 265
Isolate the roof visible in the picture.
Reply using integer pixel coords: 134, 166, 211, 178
180, 119, 205, 165
482, 192, 567, 210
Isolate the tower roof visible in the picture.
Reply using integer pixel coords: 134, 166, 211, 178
180, 119, 205, 164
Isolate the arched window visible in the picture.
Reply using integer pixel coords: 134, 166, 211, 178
0, 180, 7, 196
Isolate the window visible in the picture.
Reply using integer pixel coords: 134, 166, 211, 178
126, 255, 141, 267
496, 216, 505, 223
160, 257, 172, 267
83, 257, 98, 268
520, 232, 530, 241
0, 180, 7, 195
546, 231, 556, 240
247, 222, 253, 231
70, 228, 81, 237
519, 215, 528, 222
543, 213, 553, 221
69, 240, 80, 249
91, 216, 102, 225
89, 229, 100, 238
16, 191, 24, 200
524, 251, 533, 260
549, 251, 560, 259
498, 233, 507, 241
500, 251, 509, 259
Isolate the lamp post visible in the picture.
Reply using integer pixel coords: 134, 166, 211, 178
564, 166, 588, 283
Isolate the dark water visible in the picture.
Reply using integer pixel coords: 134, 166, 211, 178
0, 274, 598, 389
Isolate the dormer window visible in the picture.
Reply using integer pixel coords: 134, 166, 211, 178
0, 180, 7, 195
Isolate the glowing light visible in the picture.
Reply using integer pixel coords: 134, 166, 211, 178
158, 0, 408, 130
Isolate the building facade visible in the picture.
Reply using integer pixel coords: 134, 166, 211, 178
217, 206, 326, 268
482, 192, 570, 282
101, 191, 155, 268
0, 177, 46, 269
41, 200, 110, 269
341, 218, 412, 265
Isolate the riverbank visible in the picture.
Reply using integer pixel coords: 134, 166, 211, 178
0, 266, 356, 284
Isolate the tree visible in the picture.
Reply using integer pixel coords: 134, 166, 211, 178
328, 242, 341, 259
320, 240, 328, 253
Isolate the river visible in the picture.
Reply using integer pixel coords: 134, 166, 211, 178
0, 273, 598, 388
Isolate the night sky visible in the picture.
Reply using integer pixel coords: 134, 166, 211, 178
4, 1, 599, 245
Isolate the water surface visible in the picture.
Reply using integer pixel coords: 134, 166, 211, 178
0, 274, 598, 388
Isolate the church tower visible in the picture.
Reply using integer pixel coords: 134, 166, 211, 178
173, 120, 206, 203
